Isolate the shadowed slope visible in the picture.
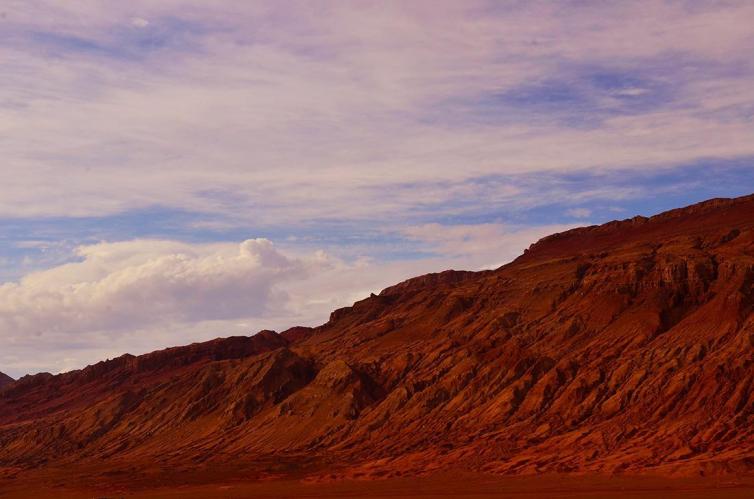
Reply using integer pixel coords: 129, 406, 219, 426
0, 373, 12, 390
1, 194, 753, 486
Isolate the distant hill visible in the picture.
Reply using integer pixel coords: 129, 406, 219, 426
1, 194, 753, 487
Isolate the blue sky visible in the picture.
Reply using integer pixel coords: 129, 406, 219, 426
1, 1, 753, 377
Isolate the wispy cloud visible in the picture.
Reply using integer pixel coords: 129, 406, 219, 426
1, 1, 753, 375
1, 1, 753, 220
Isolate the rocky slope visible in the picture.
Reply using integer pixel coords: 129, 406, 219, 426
1, 194, 753, 483
0, 373, 12, 390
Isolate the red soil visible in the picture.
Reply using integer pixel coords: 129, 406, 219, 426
2, 471, 754, 498
1, 194, 754, 495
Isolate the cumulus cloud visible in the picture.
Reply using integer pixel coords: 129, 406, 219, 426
0, 224, 575, 376
0, 239, 312, 337
0, 237, 384, 375
2, 228, 547, 345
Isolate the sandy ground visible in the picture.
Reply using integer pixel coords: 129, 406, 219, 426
1, 472, 753, 498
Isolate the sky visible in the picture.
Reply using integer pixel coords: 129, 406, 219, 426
1, 0, 753, 378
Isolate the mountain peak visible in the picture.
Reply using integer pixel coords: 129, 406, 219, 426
523, 193, 754, 261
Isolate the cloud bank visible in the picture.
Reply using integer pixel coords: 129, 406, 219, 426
0, 239, 308, 336
0, 224, 568, 376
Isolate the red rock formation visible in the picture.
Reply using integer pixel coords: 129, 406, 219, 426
1, 194, 753, 485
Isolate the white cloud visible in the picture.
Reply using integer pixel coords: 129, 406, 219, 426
0, 224, 577, 377
0, 238, 311, 337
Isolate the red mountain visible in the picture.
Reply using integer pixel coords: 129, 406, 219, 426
1, 194, 753, 495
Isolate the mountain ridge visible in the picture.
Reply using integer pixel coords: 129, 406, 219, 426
1, 193, 753, 487
7, 194, 753, 380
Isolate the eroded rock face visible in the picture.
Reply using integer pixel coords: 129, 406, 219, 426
1, 194, 754, 480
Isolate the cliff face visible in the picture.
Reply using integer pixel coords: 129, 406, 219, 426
1, 195, 753, 481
